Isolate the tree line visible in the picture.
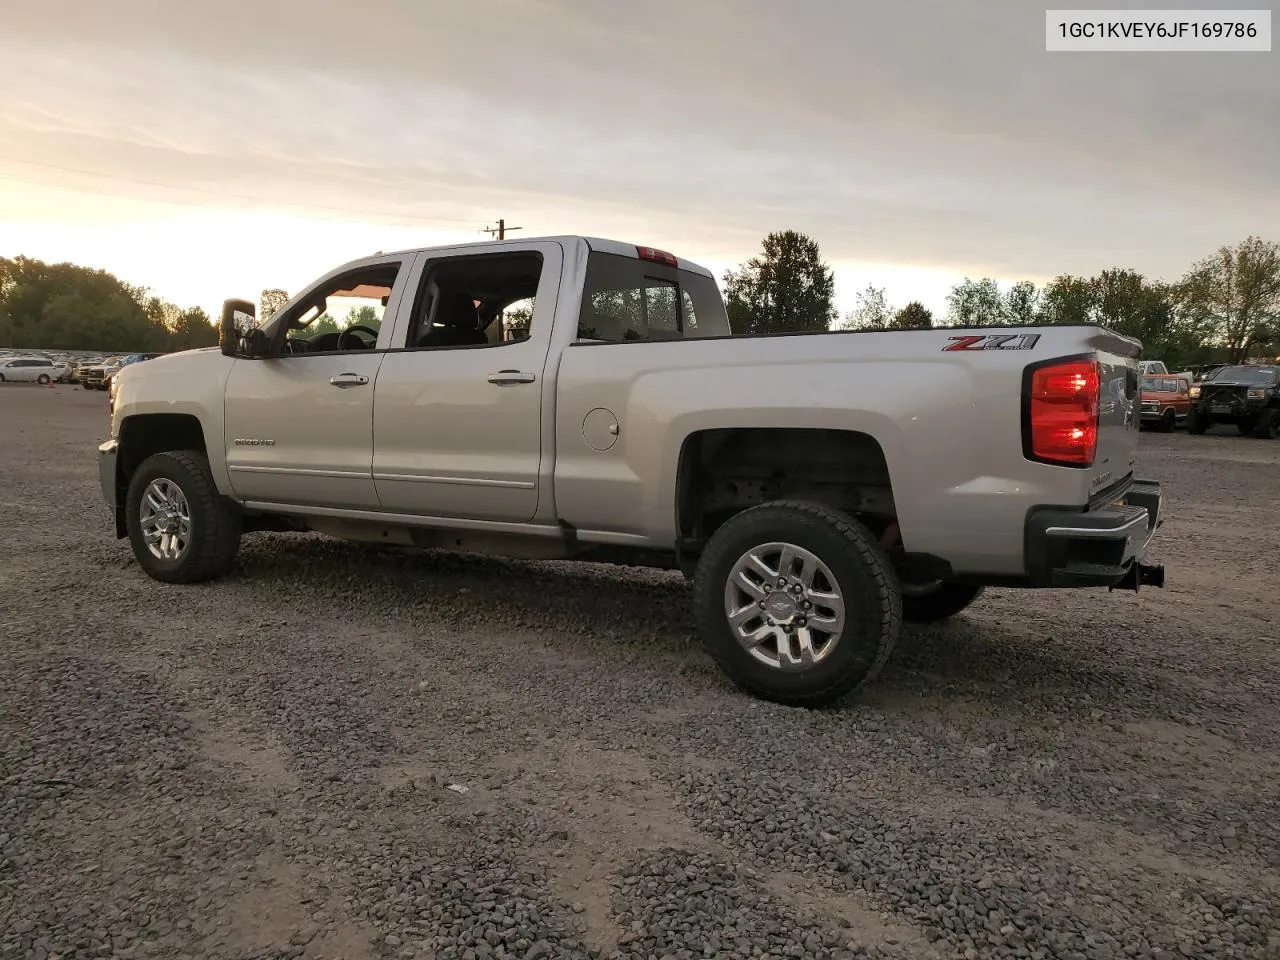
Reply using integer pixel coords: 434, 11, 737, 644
725, 231, 1280, 366
0, 256, 220, 353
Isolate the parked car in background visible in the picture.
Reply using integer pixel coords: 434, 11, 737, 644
71, 357, 106, 383
105, 353, 161, 388
1187, 363, 1227, 382
1140, 375, 1192, 431
82, 358, 124, 390
105, 353, 162, 399
1188, 364, 1280, 438
0, 356, 60, 383
1138, 360, 1169, 376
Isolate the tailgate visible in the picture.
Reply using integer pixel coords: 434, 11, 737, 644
1093, 342, 1141, 494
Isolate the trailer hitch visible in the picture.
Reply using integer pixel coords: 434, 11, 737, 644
1110, 560, 1166, 593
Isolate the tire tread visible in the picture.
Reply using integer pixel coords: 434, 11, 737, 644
694, 499, 901, 707
126, 450, 241, 583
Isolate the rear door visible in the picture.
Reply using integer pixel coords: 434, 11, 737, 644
370, 240, 563, 523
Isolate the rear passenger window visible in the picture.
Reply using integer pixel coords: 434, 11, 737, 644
577, 251, 730, 342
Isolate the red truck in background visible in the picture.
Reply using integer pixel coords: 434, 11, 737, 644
1140, 374, 1192, 431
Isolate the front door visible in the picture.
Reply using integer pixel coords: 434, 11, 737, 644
223, 353, 388, 508
371, 242, 562, 522
222, 255, 413, 510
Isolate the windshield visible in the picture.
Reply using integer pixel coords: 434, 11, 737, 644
1205, 365, 1278, 385
1142, 377, 1180, 392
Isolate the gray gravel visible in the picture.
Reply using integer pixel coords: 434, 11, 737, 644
1, 386, 1278, 960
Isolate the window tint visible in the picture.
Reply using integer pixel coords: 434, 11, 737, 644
406, 251, 543, 350
577, 252, 730, 342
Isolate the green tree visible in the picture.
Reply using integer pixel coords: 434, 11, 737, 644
1092, 268, 1152, 335
1005, 281, 1040, 325
723, 230, 837, 335
946, 278, 1006, 326
1039, 275, 1097, 325
0, 257, 165, 350
305, 313, 341, 338
344, 304, 380, 329
260, 288, 289, 322
842, 285, 892, 330
503, 302, 534, 341
1178, 236, 1280, 363
168, 307, 219, 351
890, 301, 933, 330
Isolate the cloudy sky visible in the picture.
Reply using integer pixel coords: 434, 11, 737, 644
0, 0, 1276, 321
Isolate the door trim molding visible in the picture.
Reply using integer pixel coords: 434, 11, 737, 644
372, 472, 535, 490
229, 465, 371, 480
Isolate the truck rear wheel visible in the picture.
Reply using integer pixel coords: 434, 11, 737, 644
900, 580, 985, 623
1187, 410, 1208, 434
125, 450, 242, 583
693, 500, 901, 707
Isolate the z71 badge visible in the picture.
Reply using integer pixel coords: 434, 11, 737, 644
942, 334, 1041, 352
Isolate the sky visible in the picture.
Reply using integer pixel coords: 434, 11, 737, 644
0, 0, 1276, 324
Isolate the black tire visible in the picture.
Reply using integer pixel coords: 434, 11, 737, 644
83, 383, 92, 390
1158, 409, 1176, 433
693, 500, 901, 708
125, 450, 242, 584
1254, 409, 1279, 439
901, 581, 985, 623
1187, 410, 1208, 434
37, 374, 50, 384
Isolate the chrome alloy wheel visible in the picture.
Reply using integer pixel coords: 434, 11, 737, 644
723, 541, 846, 671
138, 478, 192, 562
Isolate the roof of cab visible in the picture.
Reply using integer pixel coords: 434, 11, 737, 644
377, 235, 715, 280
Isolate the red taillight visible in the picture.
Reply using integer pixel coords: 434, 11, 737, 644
636, 245, 679, 267
1026, 358, 1100, 466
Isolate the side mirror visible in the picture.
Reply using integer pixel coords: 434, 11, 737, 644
220, 298, 260, 358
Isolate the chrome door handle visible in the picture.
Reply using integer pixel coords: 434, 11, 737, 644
487, 370, 536, 385
329, 373, 370, 387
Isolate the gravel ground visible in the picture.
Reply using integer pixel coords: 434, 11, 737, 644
1, 385, 1278, 960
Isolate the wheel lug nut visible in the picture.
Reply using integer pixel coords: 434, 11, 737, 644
802, 600, 812, 610
777, 579, 787, 588
763, 584, 773, 593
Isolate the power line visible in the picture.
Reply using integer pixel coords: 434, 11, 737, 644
0, 155, 480, 228
482, 218, 523, 240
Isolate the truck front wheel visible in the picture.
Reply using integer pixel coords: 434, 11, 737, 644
1187, 410, 1208, 434
125, 450, 242, 583
693, 500, 902, 707
900, 580, 985, 623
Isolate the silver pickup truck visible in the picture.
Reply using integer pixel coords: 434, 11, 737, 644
99, 235, 1164, 706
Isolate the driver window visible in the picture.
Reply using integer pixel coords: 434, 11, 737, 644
281, 263, 402, 355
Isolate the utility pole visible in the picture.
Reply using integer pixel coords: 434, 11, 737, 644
482, 218, 522, 241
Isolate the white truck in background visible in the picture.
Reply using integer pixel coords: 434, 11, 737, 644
99, 235, 1165, 706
